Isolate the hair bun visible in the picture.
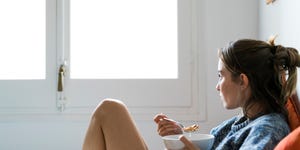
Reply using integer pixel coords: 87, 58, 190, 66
268, 35, 278, 46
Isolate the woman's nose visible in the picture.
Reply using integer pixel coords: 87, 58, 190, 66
216, 83, 220, 91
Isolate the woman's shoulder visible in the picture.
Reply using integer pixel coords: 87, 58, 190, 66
233, 114, 290, 150
210, 113, 290, 150
211, 113, 289, 135
251, 113, 288, 128
248, 113, 290, 136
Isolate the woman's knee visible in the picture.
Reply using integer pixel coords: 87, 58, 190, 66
92, 99, 128, 117
100, 98, 126, 109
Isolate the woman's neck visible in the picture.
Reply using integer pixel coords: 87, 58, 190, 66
243, 101, 266, 119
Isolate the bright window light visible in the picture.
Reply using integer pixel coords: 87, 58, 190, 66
70, 0, 178, 79
0, 0, 45, 80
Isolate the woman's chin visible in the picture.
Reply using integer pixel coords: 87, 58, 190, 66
223, 103, 234, 110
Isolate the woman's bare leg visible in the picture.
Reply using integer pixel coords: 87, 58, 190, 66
82, 99, 148, 150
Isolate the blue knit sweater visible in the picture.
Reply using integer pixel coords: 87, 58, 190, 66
210, 113, 289, 150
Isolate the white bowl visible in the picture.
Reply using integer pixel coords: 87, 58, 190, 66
162, 133, 215, 150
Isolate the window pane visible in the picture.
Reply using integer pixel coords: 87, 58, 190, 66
0, 0, 45, 80
70, 0, 177, 79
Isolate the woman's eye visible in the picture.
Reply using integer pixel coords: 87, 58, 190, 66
218, 73, 223, 80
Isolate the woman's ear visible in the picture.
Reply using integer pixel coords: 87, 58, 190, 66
239, 73, 249, 89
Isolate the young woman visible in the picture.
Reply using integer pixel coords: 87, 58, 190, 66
83, 37, 300, 150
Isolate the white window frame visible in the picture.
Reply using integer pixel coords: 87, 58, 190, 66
58, 0, 206, 121
0, 0, 57, 116
0, 0, 207, 122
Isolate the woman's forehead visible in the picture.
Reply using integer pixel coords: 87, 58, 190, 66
218, 59, 230, 75
218, 59, 225, 71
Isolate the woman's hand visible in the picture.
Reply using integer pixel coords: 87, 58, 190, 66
153, 114, 183, 136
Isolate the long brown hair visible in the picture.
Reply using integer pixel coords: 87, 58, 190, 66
219, 37, 300, 118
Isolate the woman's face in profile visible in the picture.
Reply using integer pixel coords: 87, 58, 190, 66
216, 59, 245, 109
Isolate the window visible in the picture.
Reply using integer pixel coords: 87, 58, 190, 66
0, 0, 45, 79
0, 0, 205, 121
70, 0, 178, 79
0, 0, 56, 112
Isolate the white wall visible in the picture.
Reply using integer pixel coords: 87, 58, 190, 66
259, 0, 300, 50
0, 0, 262, 149
0, 120, 87, 150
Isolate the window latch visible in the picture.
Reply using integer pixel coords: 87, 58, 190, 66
57, 64, 65, 92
